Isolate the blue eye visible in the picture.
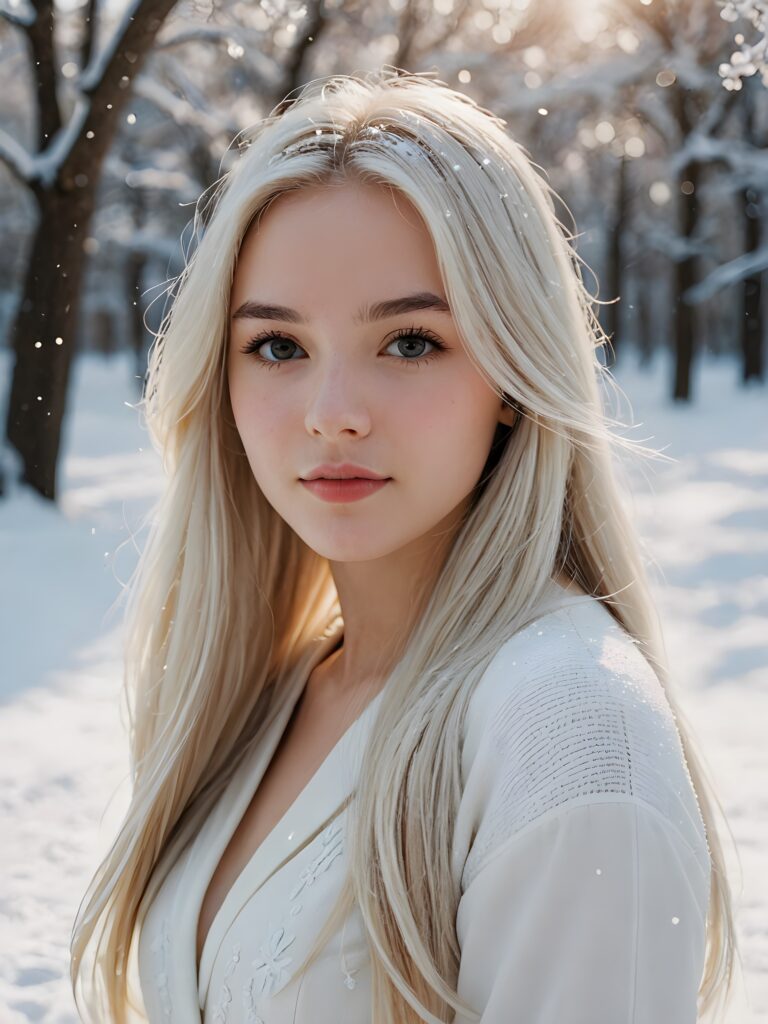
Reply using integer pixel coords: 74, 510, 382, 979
386, 327, 447, 366
241, 333, 303, 366
240, 326, 448, 370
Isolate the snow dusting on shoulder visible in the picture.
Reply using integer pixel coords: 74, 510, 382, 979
466, 588, 666, 729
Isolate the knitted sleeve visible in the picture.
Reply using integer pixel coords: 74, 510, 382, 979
450, 605, 711, 1022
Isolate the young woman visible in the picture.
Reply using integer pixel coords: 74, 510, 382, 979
71, 69, 736, 1024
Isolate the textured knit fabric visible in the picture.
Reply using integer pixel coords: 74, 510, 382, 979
134, 582, 710, 1023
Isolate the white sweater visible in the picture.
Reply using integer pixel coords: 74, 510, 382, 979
135, 583, 710, 1023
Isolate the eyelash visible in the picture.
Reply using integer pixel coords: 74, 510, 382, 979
239, 325, 448, 370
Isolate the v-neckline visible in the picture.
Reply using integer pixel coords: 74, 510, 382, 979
195, 628, 387, 1001
196, 578, 593, 981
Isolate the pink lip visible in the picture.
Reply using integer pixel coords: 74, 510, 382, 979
302, 462, 388, 481
300, 478, 391, 503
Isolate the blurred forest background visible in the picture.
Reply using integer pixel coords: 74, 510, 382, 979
0, 0, 766, 502
1, 3, 768, 1022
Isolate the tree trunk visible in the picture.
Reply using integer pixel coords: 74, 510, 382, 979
600, 154, 628, 369
92, 308, 118, 355
128, 250, 150, 371
5, 188, 95, 498
673, 160, 700, 402
3, 0, 179, 502
636, 252, 655, 369
741, 200, 765, 386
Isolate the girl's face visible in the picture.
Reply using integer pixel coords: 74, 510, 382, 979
227, 179, 515, 563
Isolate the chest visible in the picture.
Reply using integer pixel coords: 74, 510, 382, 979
137, 665, 388, 1023
139, 781, 373, 1024
195, 687, 370, 969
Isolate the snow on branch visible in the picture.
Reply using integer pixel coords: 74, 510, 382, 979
78, 0, 144, 94
0, 0, 35, 28
105, 152, 202, 201
133, 76, 235, 139
155, 23, 245, 48
0, 125, 36, 183
0, 1, 173, 189
718, 0, 768, 89
36, 96, 90, 187
0, 96, 89, 187
503, 46, 662, 115
153, 21, 278, 88
684, 244, 768, 301
636, 223, 719, 262
669, 128, 768, 177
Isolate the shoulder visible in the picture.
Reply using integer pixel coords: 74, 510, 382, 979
456, 596, 709, 890
461, 595, 670, 775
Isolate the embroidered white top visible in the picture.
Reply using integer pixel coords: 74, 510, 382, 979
135, 581, 711, 1024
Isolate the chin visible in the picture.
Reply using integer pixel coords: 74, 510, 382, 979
298, 530, 407, 563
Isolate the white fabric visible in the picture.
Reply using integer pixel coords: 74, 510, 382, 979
135, 582, 711, 1023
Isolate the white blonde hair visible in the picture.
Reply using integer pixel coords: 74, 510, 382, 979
71, 67, 737, 1023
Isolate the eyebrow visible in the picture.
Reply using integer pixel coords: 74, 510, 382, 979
231, 291, 451, 324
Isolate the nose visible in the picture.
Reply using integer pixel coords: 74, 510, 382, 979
304, 358, 373, 439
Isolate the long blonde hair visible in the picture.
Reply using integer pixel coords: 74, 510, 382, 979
71, 67, 738, 1023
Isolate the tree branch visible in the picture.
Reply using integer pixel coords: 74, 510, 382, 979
0, 125, 35, 184
278, 0, 328, 100
133, 74, 237, 140
0, 0, 35, 28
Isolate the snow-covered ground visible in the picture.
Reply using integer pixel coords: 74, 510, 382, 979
0, 346, 765, 1023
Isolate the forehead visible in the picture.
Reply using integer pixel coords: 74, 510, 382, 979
231, 181, 445, 310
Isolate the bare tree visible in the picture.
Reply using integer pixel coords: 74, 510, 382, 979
1, 0, 178, 502
738, 73, 766, 382
617, 0, 743, 399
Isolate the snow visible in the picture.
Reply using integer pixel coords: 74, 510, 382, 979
78, 0, 145, 95
0, 0, 36, 29
0, 126, 37, 184
684, 244, 768, 303
0, 0, 145, 188
0, 96, 91, 189
718, 0, 768, 90
0, 346, 766, 1022
33, 97, 91, 191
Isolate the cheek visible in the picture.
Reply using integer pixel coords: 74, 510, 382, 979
228, 370, 291, 476
231, 366, 280, 431
394, 376, 499, 485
